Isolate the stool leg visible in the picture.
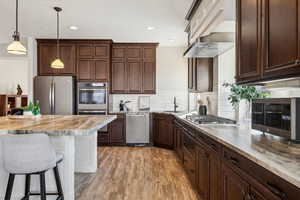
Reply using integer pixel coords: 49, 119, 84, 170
5, 174, 15, 200
39, 172, 46, 200
53, 166, 64, 200
23, 174, 31, 200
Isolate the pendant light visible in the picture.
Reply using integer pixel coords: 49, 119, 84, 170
7, 0, 27, 55
51, 7, 64, 69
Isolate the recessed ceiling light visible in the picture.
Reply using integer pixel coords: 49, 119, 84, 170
147, 26, 155, 31
69, 26, 78, 30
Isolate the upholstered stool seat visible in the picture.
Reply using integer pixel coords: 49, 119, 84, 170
1, 134, 64, 200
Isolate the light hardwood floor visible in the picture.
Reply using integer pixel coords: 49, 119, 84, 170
76, 147, 200, 200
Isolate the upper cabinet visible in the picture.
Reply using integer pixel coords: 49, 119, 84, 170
76, 41, 112, 82
236, 0, 300, 84
37, 39, 111, 82
236, 0, 262, 83
111, 43, 158, 94
188, 58, 213, 92
37, 41, 76, 76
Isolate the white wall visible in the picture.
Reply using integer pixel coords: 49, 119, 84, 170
0, 38, 36, 101
0, 57, 29, 95
110, 46, 188, 112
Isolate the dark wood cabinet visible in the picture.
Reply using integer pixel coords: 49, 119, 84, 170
236, 0, 300, 84
188, 58, 213, 92
236, 0, 262, 83
111, 43, 158, 94
262, 0, 300, 79
77, 59, 93, 81
127, 59, 142, 93
196, 145, 210, 200
38, 42, 76, 76
172, 118, 299, 200
94, 59, 109, 82
77, 41, 111, 82
98, 114, 126, 146
37, 39, 111, 81
222, 163, 249, 200
153, 113, 174, 149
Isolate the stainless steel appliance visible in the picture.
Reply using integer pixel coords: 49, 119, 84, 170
252, 98, 300, 142
126, 112, 150, 145
185, 114, 235, 125
34, 76, 76, 115
77, 82, 108, 132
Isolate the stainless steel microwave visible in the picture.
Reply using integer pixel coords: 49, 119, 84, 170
252, 98, 300, 142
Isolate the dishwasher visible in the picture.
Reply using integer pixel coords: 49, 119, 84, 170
126, 112, 150, 145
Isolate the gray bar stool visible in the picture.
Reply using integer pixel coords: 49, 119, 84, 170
1, 134, 64, 200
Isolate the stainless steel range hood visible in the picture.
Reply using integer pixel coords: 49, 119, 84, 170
184, 32, 235, 58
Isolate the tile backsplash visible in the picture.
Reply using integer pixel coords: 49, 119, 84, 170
110, 89, 188, 112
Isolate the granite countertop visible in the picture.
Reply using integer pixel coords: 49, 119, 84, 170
174, 114, 300, 188
0, 115, 117, 136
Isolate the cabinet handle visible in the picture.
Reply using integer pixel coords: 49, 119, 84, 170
266, 182, 286, 199
229, 156, 239, 165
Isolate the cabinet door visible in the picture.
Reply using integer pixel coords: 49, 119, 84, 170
196, 58, 213, 92
153, 116, 174, 149
263, 0, 300, 78
209, 152, 222, 200
236, 0, 262, 83
111, 62, 127, 93
38, 44, 57, 75
59, 44, 76, 75
109, 116, 126, 145
77, 44, 94, 58
77, 59, 93, 81
196, 145, 210, 200
142, 61, 156, 94
126, 46, 142, 59
249, 185, 281, 200
222, 164, 249, 200
94, 44, 110, 59
127, 60, 142, 93
183, 148, 197, 186
95, 59, 109, 82
112, 46, 126, 60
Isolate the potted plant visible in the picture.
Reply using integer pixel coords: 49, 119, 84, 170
22, 102, 41, 116
223, 82, 269, 124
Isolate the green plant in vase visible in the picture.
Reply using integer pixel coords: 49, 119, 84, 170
223, 82, 269, 124
22, 101, 41, 116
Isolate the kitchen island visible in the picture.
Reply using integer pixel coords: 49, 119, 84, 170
0, 115, 117, 200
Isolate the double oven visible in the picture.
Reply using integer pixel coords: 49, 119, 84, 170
77, 82, 108, 132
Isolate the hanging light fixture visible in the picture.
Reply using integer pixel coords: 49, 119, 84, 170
7, 0, 27, 55
51, 7, 64, 69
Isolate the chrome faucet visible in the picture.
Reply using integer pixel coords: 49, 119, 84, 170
174, 97, 179, 112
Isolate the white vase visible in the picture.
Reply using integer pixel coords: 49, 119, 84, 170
236, 100, 252, 127
23, 111, 33, 116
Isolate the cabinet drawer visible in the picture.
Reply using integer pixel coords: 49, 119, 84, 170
183, 148, 196, 186
223, 147, 300, 199
183, 132, 197, 157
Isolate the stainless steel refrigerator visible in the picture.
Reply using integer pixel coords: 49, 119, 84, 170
34, 76, 76, 115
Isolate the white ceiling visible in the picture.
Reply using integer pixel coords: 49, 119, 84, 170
0, 0, 193, 46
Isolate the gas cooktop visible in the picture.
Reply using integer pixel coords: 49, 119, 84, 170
185, 114, 236, 125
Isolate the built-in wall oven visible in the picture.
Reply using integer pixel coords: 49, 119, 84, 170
78, 82, 108, 132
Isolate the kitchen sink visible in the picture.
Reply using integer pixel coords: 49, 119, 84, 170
163, 110, 183, 113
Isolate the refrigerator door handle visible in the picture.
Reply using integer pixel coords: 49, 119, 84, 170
49, 83, 52, 114
52, 82, 55, 115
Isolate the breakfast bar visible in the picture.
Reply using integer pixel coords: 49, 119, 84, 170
0, 115, 117, 200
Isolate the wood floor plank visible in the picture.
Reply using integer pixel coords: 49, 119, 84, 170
77, 147, 200, 200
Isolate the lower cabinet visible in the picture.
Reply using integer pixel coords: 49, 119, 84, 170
153, 113, 174, 149
173, 119, 299, 200
97, 114, 126, 146
222, 163, 249, 200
